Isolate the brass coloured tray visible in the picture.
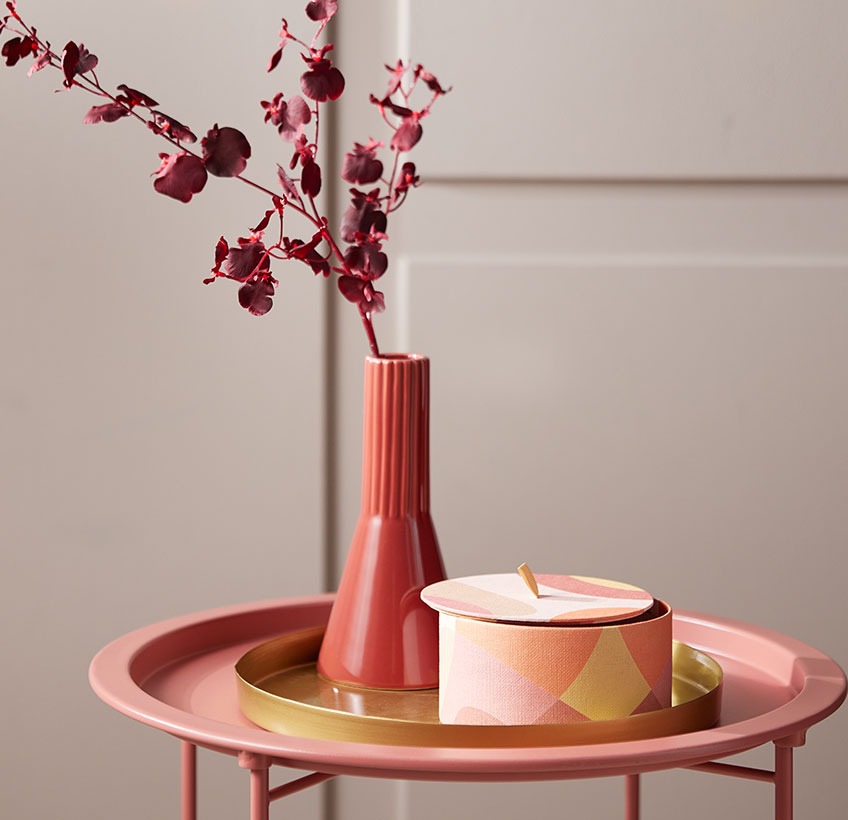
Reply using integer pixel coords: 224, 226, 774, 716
235, 627, 723, 747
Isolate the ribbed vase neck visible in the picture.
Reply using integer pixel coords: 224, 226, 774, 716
361, 354, 430, 517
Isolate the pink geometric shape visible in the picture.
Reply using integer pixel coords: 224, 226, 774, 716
535, 575, 653, 602
453, 707, 503, 725
455, 616, 602, 697
441, 630, 572, 725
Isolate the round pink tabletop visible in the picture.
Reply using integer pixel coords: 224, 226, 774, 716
88, 595, 846, 782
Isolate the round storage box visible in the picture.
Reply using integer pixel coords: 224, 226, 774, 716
421, 573, 672, 726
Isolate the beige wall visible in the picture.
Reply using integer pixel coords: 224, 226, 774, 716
1, 2, 326, 818
2, 2, 846, 819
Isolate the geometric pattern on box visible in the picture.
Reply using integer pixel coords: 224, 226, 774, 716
422, 574, 655, 625
436, 601, 672, 725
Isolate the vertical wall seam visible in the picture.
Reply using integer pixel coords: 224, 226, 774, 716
396, 6, 413, 820
322, 12, 342, 596
321, 11, 341, 820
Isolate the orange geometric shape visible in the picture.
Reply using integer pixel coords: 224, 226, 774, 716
455, 616, 601, 696
550, 607, 638, 623
619, 612, 672, 689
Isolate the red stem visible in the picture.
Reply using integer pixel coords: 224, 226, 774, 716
359, 306, 381, 357
385, 149, 402, 211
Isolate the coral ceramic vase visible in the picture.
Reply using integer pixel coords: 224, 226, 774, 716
317, 354, 447, 689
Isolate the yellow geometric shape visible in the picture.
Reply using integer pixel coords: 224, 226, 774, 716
560, 628, 651, 720
575, 576, 647, 592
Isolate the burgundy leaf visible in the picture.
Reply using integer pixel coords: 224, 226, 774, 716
224, 236, 269, 282
238, 278, 275, 316
341, 139, 384, 185
1, 38, 20, 67
338, 275, 365, 304
60, 41, 78, 87
148, 110, 196, 143
1, 37, 19, 66
267, 46, 284, 73
262, 92, 311, 142
202, 124, 251, 177
305, 0, 338, 21
19, 33, 36, 60
76, 44, 98, 74
345, 241, 388, 280
82, 102, 130, 124
307, 256, 330, 277
301, 157, 321, 197
368, 288, 386, 313
213, 236, 229, 268
391, 116, 422, 151
369, 93, 413, 119
300, 56, 344, 102
251, 207, 276, 234
394, 161, 420, 194
205, 236, 230, 282
276, 164, 301, 200
116, 83, 158, 108
340, 189, 386, 243
26, 51, 52, 76
288, 133, 315, 172
280, 94, 311, 141
337, 276, 385, 313
1, 35, 29, 66
286, 231, 330, 276
414, 65, 451, 95
152, 151, 207, 202
286, 230, 321, 257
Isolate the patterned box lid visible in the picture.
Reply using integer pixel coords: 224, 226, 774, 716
421, 573, 654, 625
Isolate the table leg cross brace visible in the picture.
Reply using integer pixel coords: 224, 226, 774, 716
236, 751, 335, 820
686, 738, 799, 820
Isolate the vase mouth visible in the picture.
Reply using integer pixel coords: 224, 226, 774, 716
365, 353, 428, 364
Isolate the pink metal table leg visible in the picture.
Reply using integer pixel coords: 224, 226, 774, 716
240, 751, 271, 820
181, 741, 196, 820
687, 737, 801, 818
774, 743, 794, 820
625, 773, 640, 820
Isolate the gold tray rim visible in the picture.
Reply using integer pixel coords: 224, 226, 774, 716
235, 627, 723, 747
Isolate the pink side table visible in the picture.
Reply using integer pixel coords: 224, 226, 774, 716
88, 595, 846, 820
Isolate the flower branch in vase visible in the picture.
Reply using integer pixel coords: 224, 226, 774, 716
0, 0, 449, 357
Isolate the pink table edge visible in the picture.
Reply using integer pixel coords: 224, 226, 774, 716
88, 594, 847, 782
